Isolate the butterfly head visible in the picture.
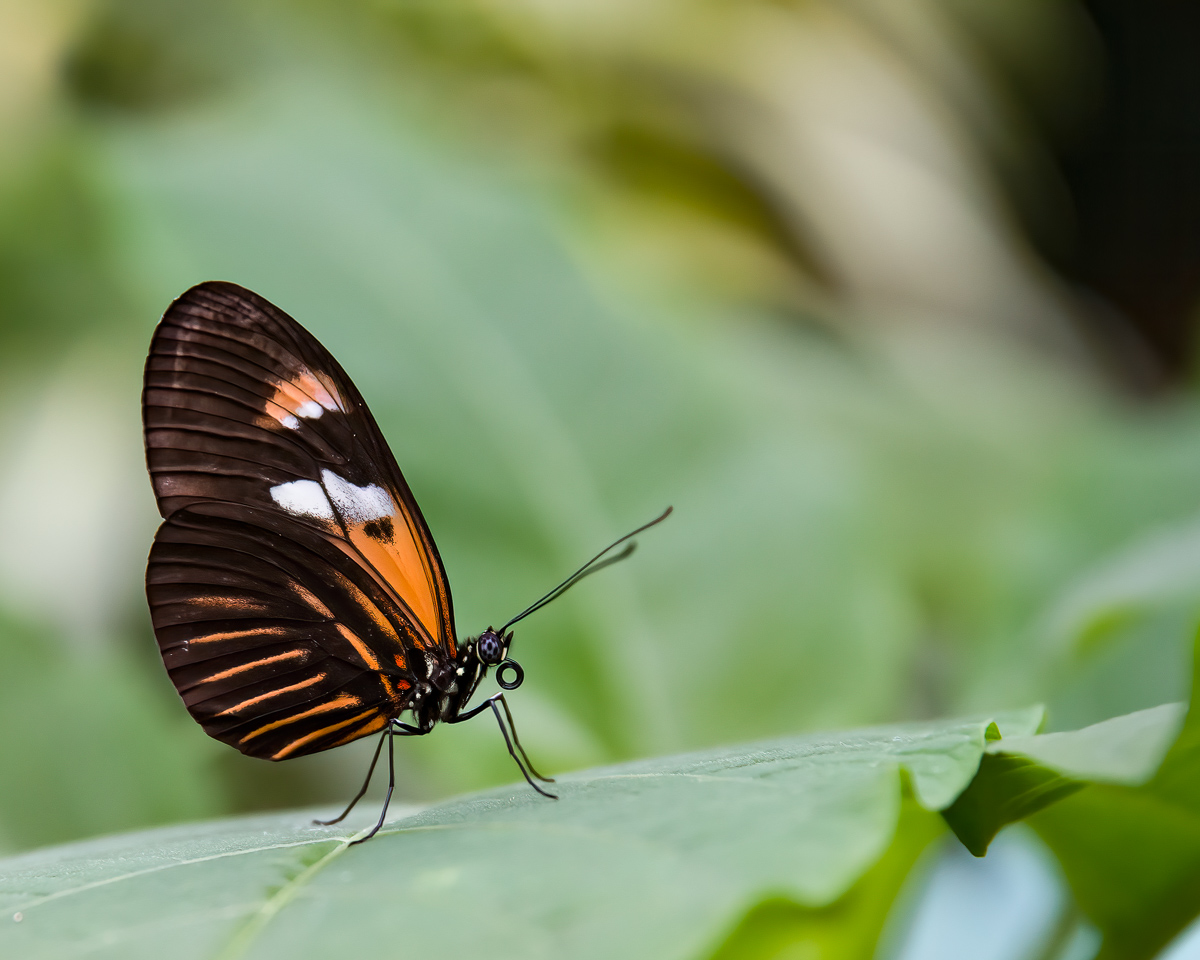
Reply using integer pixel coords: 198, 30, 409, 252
466, 627, 523, 691
475, 627, 509, 666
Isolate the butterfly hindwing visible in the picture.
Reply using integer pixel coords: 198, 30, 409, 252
143, 281, 457, 758
148, 503, 419, 759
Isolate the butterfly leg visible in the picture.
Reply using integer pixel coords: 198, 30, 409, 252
489, 697, 557, 799
349, 725, 396, 846
450, 695, 557, 799
494, 694, 555, 784
313, 727, 388, 826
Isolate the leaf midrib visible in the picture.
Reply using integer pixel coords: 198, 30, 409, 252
212, 833, 358, 960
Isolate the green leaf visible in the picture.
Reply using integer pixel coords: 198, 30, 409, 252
942, 755, 1084, 858
702, 795, 945, 960
1033, 787, 1200, 960
1029, 639, 1200, 960
940, 702, 1185, 858
1041, 520, 1200, 732
995, 702, 1186, 785
0, 712, 1034, 960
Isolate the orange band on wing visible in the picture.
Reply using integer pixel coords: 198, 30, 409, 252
325, 567, 407, 648
183, 626, 295, 645
328, 711, 390, 749
184, 596, 275, 615
213, 672, 327, 717
238, 693, 361, 745
290, 582, 334, 618
270, 707, 380, 760
185, 648, 309, 686
347, 520, 440, 644
335, 623, 385, 672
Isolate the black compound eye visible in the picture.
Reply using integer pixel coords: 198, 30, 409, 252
477, 632, 504, 665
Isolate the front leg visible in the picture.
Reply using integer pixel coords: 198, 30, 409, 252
448, 694, 557, 798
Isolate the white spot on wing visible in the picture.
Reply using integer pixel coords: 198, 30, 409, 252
295, 400, 324, 420
270, 479, 335, 520
280, 414, 300, 430
321, 469, 393, 523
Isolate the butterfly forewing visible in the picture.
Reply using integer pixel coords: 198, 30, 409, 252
143, 281, 456, 759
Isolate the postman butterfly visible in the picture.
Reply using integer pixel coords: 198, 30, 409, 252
143, 281, 669, 842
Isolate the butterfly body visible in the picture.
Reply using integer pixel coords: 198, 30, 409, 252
405, 628, 511, 733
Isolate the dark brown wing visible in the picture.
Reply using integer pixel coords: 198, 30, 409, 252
149, 503, 412, 759
143, 281, 456, 758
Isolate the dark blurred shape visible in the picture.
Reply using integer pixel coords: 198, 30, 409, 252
1058, 1, 1200, 387
584, 120, 823, 281
62, 0, 242, 113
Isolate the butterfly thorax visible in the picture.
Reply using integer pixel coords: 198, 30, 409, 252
407, 628, 511, 731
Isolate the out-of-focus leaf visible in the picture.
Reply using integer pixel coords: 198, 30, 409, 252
997, 702, 1186, 783
0, 142, 132, 360
942, 754, 1083, 858
703, 796, 945, 960
1040, 517, 1200, 731
0, 611, 223, 852
1045, 602, 1194, 735
63, 0, 251, 113
1030, 636, 1200, 960
1043, 518, 1200, 651
0, 711, 1037, 960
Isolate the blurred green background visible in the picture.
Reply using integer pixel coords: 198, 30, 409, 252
2, 0, 1200, 898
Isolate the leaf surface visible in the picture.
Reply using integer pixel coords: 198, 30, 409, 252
0, 712, 1037, 960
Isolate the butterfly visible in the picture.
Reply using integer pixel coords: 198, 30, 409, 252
143, 281, 670, 842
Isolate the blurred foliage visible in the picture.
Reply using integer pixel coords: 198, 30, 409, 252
2, 0, 1200, 957
0, 611, 222, 849
1023, 523, 1200, 959
304, 0, 1100, 345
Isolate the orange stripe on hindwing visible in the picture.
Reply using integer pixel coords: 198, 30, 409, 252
335, 623, 385, 671
212, 672, 327, 717
179, 626, 295, 646
328, 712, 390, 749
238, 693, 362, 745
270, 708, 381, 760
184, 648, 309, 686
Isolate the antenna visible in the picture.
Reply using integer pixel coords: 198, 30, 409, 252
499, 506, 673, 632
